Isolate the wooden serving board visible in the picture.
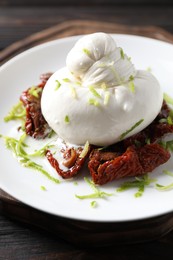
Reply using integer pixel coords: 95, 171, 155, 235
1, 20, 173, 247
1, 19, 173, 64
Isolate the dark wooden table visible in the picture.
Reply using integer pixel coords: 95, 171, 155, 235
1, 4, 173, 259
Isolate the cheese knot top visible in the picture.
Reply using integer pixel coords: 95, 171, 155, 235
66, 32, 136, 87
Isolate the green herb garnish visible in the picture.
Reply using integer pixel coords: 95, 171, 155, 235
120, 48, 125, 59
89, 86, 102, 99
90, 200, 97, 208
40, 185, 47, 191
110, 66, 122, 85
88, 98, 100, 107
168, 110, 173, 124
163, 170, 173, 177
98, 61, 114, 68
28, 143, 54, 157
117, 174, 156, 197
55, 80, 61, 90
21, 158, 60, 183
164, 93, 173, 106
79, 140, 89, 158
75, 177, 113, 199
128, 75, 135, 93
129, 75, 134, 81
63, 78, 70, 83
28, 86, 42, 98
47, 129, 55, 138
159, 139, 173, 152
155, 183, 173, 191
167, 114, 173, 125
120, 119, 144, 140
146, 67, 152, 72
4, 101, 26, 122
64, 115, 70, 123
3, 133, 28, 157
2, 133, 60, 184
155, 170, 173, 191
76, 81, 82, 86
101, 82, 108, 90
160, 109, 173, 125
128, 80, 135, 93
145, 138, 151, 144
83, 48, 91, 56
104, 91, 110, 105
69, 86, 77, 98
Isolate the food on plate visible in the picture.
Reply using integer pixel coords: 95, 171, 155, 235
20, 72, 53, 139
4, 33, 173, 185
41, 32, 163, 146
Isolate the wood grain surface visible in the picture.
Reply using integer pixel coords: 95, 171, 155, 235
1, 19, 173, 64
1, 0, 173, 6
1, 6, 173, 259
1, 5, 173, 50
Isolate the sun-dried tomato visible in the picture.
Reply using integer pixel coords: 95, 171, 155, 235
20, 73, 52, 139
46, 147, 89, 179
89, 143, 170, 185
138, 143, 170, 172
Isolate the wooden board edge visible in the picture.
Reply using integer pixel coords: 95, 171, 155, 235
1, 19, 173, 64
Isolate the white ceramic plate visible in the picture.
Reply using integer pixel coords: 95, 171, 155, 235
1, 34, 173, 222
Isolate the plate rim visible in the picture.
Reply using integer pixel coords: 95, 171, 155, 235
1, 33, 173, 223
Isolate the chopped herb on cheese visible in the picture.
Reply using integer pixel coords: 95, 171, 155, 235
55, 80, 61, 90
128, 80, 135, 93
89, 86, 102, 99
146, 67, 152, 72
120, 119, 144, 140
120, 48, 125, 59
64, 115, 70, 123
101, 82, 107, 90
129, 75, 134, 81
88, 98, 100, 107
104, 91, 110, 105
63, 78, 70, 83
69, 86, 77, 98
83, 48, 91, 56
